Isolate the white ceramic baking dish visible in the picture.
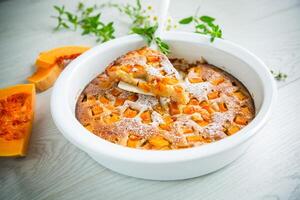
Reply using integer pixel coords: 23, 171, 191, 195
51, 31, 277, 180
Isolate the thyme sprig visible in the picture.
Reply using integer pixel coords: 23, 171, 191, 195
271, 70, 288, 81
100, 0, 151, 29
179, 15, 222, 42
53, 4, 115, 43
131, 25, 170, 55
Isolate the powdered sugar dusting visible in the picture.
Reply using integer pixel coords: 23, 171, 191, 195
76, 55, 255, 150
184, 80, 213, 102
151, 111, 164, 125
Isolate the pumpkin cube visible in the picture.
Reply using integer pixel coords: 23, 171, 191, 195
227, 125, 240, 135
123, 108, 138, 118
234, 115, 248, 125
186, 135, 203, 142
114, 98, 125, 106
218, 102, 228, 112
169, 101, 180, 115
207, 91, 219, 99
99, 96, 110, 104
91, 105, 103, 115
159, 124, 171, 131
103, 114, 120, 124
127, 94, 138, 102
233, 91, 246, 100
188, 77, 203, 83
148, 136, 169, 148
140, 110, 152, 124
211, 77, 224, 85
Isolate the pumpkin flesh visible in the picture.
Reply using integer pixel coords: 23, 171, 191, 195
0, 84, 35, 157
35, 46, 90, 69
29, 46, 90, 92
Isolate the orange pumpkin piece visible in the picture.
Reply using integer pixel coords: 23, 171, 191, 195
27, 64, 62, 92
201, 103, 214, 114
140, 110, 152, 124
197, 120, 209, 127
182, 126, 194, 134
234, 115, 248, 125
127, 94, 138, 102
0, 84, 35, 157
127, 139, 139, 148
99, 96, 110, 104
162, 77, 179, 85
111, 88, 122, 97
35, 46, 90, 69
218, 102, 228, 112
138, 82, 151, 92
28, 46, 89, 92
227, 125, 240, 135
148, 136, 169, 148
159, 124, 171, 131
188, 77, 203, 83
183, 106, 197, 114
163, 115, 174, 124
241, 106, 251, 115
186, 135, 203, 142
211, 77, 224, 85
207, 91, 219, 99
127, 135, 141, 148
114, 98, 125, 106
103, 114, 120, 124
199, 109, 211, 121
169, 101, 180, 115
123, 108, 138, 118
147, 55, 160, 62
91, 105, 103, 115
233, 91, 246, 100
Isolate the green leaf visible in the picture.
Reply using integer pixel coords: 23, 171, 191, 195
62, 22, 70, 29
53, 5, 64, 15
77, 2, 84, 11
179, 16, 193, 24
196, 24, 207, 30
155, 37, 170, 55
200, 15, 215, 23
136, 0, 142, 10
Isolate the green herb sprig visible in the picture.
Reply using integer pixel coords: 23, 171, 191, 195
271, 70, 287, 81
52, 4, 115, 43
101, 1, 170, 55
179, 15, 222, 42
131, 25, 170, 55
100, 0, 151, 29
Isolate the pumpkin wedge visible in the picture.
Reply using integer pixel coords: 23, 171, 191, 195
29, 46, 90, 91
0, 84, 35, 157
27, 64, 62, 91
35, 46, 90, 69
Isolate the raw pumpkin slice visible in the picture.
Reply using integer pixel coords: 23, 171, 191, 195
35, 46, 90, 69
27, 64, 62, 91
0, 84, 35, 157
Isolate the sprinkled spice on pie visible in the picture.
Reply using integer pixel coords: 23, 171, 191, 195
76, 47, 255, 150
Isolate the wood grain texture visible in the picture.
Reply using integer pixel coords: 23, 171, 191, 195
0, 0, 300, 200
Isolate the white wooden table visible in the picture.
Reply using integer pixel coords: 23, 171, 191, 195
1, 0, 300, 199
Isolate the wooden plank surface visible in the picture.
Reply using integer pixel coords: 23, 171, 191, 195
0, 0, 300, 199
